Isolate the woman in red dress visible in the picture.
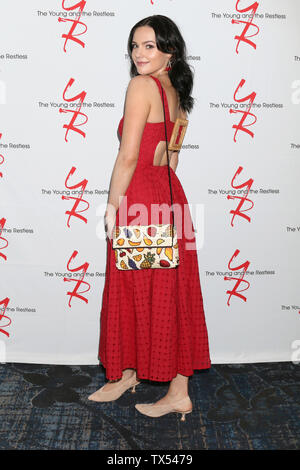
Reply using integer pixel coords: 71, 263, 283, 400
88, 15, 211, 420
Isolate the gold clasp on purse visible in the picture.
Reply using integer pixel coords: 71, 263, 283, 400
168, 118, 189, 151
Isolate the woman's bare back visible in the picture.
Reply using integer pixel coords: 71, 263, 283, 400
146, 75, 188, 167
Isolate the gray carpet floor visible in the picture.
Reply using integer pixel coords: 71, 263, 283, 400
0, 361, 299, 450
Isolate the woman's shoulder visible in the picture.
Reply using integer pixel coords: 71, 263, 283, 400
126, 74, 155, 90
123, 76, 155, 105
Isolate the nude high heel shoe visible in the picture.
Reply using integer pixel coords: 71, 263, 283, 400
88, 374, 141, 402
135, 396, 193, 421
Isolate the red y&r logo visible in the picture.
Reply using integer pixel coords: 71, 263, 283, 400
227, 166, 254, 226
225, 250, 250, 306
62, 166, 89, 227
233, 1, 260, 53
64, 252, 90, 307
230, 79, 257, 142
0, 298, 11, 338
59, 78, 88, 142
59, 0, 87, 52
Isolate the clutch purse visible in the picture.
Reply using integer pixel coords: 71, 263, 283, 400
112, 223, 179, 270
112, 82, 188, 270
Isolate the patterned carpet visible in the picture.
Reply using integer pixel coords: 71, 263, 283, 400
0, 361, 299, 450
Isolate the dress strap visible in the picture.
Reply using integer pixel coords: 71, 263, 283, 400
149, 75, 171, 122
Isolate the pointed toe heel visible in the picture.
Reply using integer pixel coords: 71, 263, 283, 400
135, 396, 193, 419
88, 376, 140, 402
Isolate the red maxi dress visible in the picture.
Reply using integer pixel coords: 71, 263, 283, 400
98, 75, 211, 382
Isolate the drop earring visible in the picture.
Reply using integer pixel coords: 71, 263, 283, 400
165, 59, 172, 71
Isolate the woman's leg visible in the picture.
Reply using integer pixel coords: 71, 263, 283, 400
167, 373, 189, 398
101, 368, 136, 390
146, 373, 190, 407
122, 368, 136, 379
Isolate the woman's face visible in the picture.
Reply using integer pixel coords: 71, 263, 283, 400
131, 26, 171, 76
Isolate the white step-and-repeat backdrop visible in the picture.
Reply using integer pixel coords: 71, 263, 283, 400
0, 0, 299, 365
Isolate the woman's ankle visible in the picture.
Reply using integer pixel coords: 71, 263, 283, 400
166, 390, 189, 400
122, 368, 136, 380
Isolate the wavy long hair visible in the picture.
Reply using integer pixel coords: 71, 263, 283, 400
127, 15, 194, 114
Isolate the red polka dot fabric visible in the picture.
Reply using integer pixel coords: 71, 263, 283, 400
98, 75, 211, 381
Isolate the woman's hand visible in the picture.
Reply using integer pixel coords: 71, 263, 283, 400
104, 206, 117, 242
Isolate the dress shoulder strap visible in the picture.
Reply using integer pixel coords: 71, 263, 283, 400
149, 75, 171, 122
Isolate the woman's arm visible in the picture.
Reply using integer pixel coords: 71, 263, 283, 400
105, 76, 151, 239
169, 151, 179, 173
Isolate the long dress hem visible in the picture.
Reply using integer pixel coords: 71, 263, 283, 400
98, 356, 211, 382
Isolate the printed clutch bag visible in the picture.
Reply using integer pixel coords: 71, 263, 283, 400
112, 224, 179, 270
